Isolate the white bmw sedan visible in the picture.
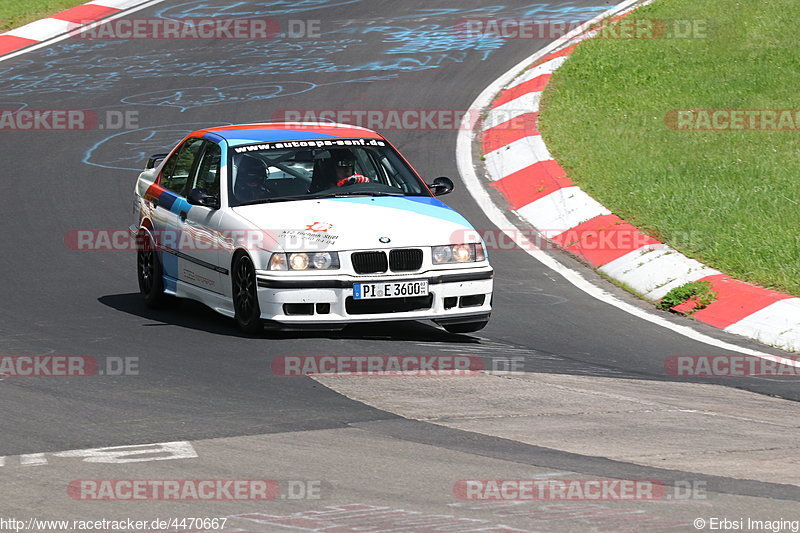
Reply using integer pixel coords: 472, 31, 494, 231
132, 122, 493, 333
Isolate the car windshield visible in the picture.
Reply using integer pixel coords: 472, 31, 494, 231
228, 138, 431, 206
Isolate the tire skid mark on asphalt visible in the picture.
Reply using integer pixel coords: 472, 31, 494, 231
415, 337, 641, 379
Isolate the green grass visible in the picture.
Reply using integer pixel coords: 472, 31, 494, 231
539, 0, 800, 296
657, 281, 717, 311
1, 0, 88, 32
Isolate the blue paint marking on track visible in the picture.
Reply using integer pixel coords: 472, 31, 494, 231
83, 123, 232, 171
156, 0, 365, 19
0, 3, 607, 102
38, 1, 610, 170
119, 76, 392, 112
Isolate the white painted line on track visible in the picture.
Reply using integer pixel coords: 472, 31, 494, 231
0, 441, 197, 468
89, 0, 154, 8
19, 453, 47, 466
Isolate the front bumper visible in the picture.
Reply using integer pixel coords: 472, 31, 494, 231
254, 267, 493, 326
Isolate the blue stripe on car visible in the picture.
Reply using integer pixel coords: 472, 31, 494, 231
224, 130, 342, 146
329, 196, 473, 227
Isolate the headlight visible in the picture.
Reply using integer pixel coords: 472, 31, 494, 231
432, 245, 453, 264
452, 244, 472, 262
432, 244, 486, 264
312, 251, 336, 269
289, 253, 310, 270
268, 252, 340, 270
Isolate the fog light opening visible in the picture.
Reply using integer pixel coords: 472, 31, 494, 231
283, 303, 315, 315
459, 295, 485, 308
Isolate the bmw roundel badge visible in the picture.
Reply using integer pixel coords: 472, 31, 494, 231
379, 236, 391, 243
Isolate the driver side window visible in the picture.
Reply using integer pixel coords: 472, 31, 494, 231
161, 138, 205, 195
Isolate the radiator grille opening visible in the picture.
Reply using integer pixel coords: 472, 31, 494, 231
351, 251, 388, 274
389, 248, 423, 271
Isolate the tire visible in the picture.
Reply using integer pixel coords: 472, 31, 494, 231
232, 253, 263, 333
137, 231, 167, 308
442, 320, 489, 334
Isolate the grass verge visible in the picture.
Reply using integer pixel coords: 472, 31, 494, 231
1, 1, 88, 32
539, 0, 800, 296
657, 281, 717, 312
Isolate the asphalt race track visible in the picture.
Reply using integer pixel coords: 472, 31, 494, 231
1, 1, 799, 531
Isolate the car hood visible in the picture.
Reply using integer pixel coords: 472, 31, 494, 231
232, 196, 478, 251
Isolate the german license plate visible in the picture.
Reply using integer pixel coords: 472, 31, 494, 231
353, 280, 429, 300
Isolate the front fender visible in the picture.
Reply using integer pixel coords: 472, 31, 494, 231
219, 211, 281, 272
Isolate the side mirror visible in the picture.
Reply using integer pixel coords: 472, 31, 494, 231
146, 153, 168, 170
187, 187, 220, 209
429, 176, 454, 196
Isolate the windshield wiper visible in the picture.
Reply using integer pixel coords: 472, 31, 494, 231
236, 192, 426, 206
307, 191, 410, 199
235, 196, 309, 206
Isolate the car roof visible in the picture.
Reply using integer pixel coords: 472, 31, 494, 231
191, 122, 385, 147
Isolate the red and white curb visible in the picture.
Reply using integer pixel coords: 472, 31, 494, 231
0, 0, 161, 61
462, 0, 800, 354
